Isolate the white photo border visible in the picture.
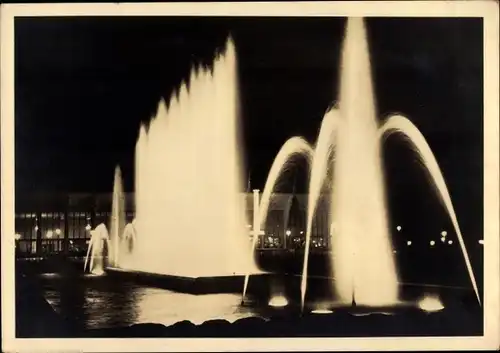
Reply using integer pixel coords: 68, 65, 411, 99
1, 1, 498, 351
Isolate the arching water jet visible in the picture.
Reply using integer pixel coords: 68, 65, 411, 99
301, 108, 340, 310
242, 137, 314, 300
379, 114, 481, 305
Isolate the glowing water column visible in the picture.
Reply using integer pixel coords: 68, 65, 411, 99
242, 189, 265, 300
251, 189, 265, 243
330, 17, 399, 306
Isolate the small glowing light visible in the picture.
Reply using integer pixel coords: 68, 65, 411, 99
300, 230, 304, 234
85, 240, 90, 245
268, 295, 288, 308
55, 228, 61, 235
441, 230, 447, 237
417, 294, 444, 312
34, 226, 39, 231
441, 237, 446, 243
85, 224, 91, 231
407, 240, 412, 246
311, 309, 333, 314
396, 225, 402, 231
285, 230, 291, 236
46, 230, 53, 239
448, 240, 453, 245
430, 240, 435, 246
393, 250, 397, 254
69, 240, 73, 245
247, 224, 252, 228
478, 239, 484, 245
14, 233, 21, 241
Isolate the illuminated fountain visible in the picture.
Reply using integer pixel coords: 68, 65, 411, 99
107, 38, 259, 279
109, 166, 126, 268
84, 223, 110, 275
244, 17, 480, 311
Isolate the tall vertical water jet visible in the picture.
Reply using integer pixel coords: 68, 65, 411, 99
128, 38, 258, 277
379, 115, 481, 304
330, 18, 399, 306
109, 165, 125, 267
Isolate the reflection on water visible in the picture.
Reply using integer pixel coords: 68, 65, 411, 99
39, 274, 262, 330
136, 289, 260, 326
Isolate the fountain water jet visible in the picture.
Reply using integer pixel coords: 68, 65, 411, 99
84, 223, 110, 275
328, 17, 400, 307
117, 221, 137, 269
301, 108, 339, 309
379, 114, 481, 304
242, 137, 314, 299
117, 37, 258, 278
109, 166, 125, 268
256, 137, 314, 230
242, 17, 480, 311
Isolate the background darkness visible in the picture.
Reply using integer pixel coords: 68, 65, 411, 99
15, 16, 484, 256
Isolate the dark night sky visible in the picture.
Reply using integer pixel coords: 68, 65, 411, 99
15, 16, 483, 239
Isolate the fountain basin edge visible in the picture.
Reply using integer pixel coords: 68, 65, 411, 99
105, 267, 271, 295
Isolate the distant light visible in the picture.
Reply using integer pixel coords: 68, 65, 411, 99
441, 237, 446, 243
34, 226, 39, 231
430, 240, 435, 246
46, 230, 53, 239
448, 240, 453, 245
407, 240, 412, 246
55, 228, 61, 235
14, 233, 21, 241
69, 240, 73, 245
85, 224, 91, 231
247, 224, 252, 228
396, 226, 402, 232
479, 239, 484, 245
285, 230, 292, 236
393, 250, 397, 254
441, 231, 447, 237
